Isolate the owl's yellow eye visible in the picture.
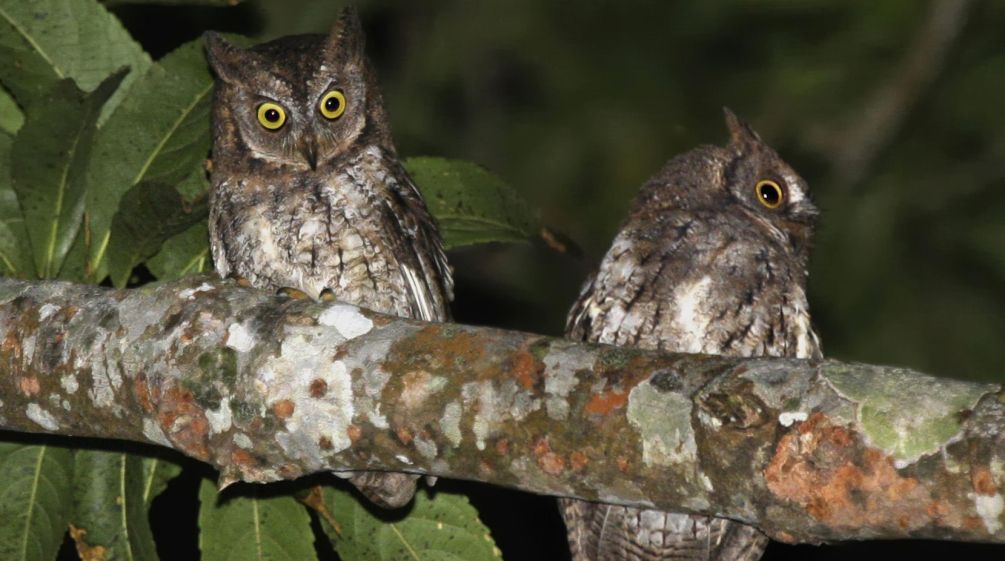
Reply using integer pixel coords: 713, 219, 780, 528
755, 179, 784, 209
257, 102, 286, 130
319, 90, 346, 120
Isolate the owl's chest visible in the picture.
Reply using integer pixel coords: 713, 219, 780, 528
210, 172, 412, 313
585, 233, 820, 360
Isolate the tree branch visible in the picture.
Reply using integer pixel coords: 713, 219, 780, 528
0, 276, 1002, 545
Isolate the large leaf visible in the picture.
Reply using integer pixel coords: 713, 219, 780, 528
0, 444, 74, 561
0, 130, 29, 276
198, 479, 319, 561
70, 450, 158, 561
106, 179, 208, 287
317, 486, 500, 561
11, 70, 126, 279
141, 457, 183, 510
0, 88, 22, 134
147, 221, 211, 281
104, 0, 242, 4
405, 157, 538, 249
0, 0, 149, 121
86, 37, 214, 278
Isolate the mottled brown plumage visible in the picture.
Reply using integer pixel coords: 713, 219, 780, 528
205, 9, 451, 508
561, 110, 822, 561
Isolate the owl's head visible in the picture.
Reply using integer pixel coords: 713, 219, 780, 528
639, 109, 818, 256
205, 8, 387, 171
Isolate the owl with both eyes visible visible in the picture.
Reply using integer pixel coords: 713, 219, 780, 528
205, 8, 452, 508
561, 110, 822, 561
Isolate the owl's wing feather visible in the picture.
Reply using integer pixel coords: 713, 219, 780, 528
380, 157, 453, 322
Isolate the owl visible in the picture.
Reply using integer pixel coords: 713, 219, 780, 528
205, 9, 452, 508
561, 109, 822, 561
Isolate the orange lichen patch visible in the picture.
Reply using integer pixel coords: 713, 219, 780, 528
495, 438, 510, 456
231, 447, 258, 470
2, 331, 22, 362
346, 424, 362, 443
69, 524, 108, 561
511, 349, 542, 390
764, 412, 960, 533
157, 386, 210, 460
971, 465, 999, 495
963, 515, 985, 530
570, 450, 589, 471
584, 389, 627, 415
396, 426, 414, 445
133, 378, 155, 413
533, 437, 565, 475
272, 399, 295, 419
774, 530, 798, 544
309, 378, 328, 398
17, 376, 40, 396
402, 326, 490, 376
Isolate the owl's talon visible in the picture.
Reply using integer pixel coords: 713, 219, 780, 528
277, 287, 311, 300
319, 288, 337, 302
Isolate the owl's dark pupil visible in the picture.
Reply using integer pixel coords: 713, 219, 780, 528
264, 109, 280, 122
325, 97, 341, 111
760, 186, 779, 204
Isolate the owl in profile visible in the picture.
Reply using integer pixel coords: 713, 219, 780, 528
561, 109, 822, 561
205, 8, 452, 507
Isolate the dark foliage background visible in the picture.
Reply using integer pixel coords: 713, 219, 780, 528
102, 1, 1005, 560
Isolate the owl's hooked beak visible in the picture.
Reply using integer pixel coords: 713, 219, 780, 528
300, 140, 319, 170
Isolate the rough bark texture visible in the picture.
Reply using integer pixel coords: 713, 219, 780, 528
0, 276, 1003, 545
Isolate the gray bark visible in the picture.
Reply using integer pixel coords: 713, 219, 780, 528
0, 276, 1002, 545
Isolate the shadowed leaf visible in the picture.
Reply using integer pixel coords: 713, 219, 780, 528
0, 0, 149, 122
86, 37, 214, 279
198, 479, 319, 561
11, 70, 126, 279
106, 179, 208, 288
317, 485, 500, 561
405, 157, 538, 249
147, 221, 211, 281
0, 444, 74, 561
70, 450, 158, 561
0, 131, 28, 275
0, 89, 21, 134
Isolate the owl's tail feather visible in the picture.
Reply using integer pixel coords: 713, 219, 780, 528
561, 498, 768, 561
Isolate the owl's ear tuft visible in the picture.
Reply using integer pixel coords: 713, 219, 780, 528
204, 32, 246, 84
723, 107, 764, 151
326, 7, 366, 65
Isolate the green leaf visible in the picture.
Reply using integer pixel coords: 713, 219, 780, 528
106, 179, 208, 287
404, 157, 538, 249
104, 0, 242, 4
147, 221, 211, 281
0, 88, 22, 134
0, 0, 149, 121
11, 70, 126, 279
86, 37, 214, 278
70, 450, 158, 561
198, 479, 319, 561
317, 486, 500, 561
0, 444, 74, 561
141, 457, 183, 510
0, 130, 30, 275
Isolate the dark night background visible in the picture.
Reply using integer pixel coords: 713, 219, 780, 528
73, 0, 1005, 559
